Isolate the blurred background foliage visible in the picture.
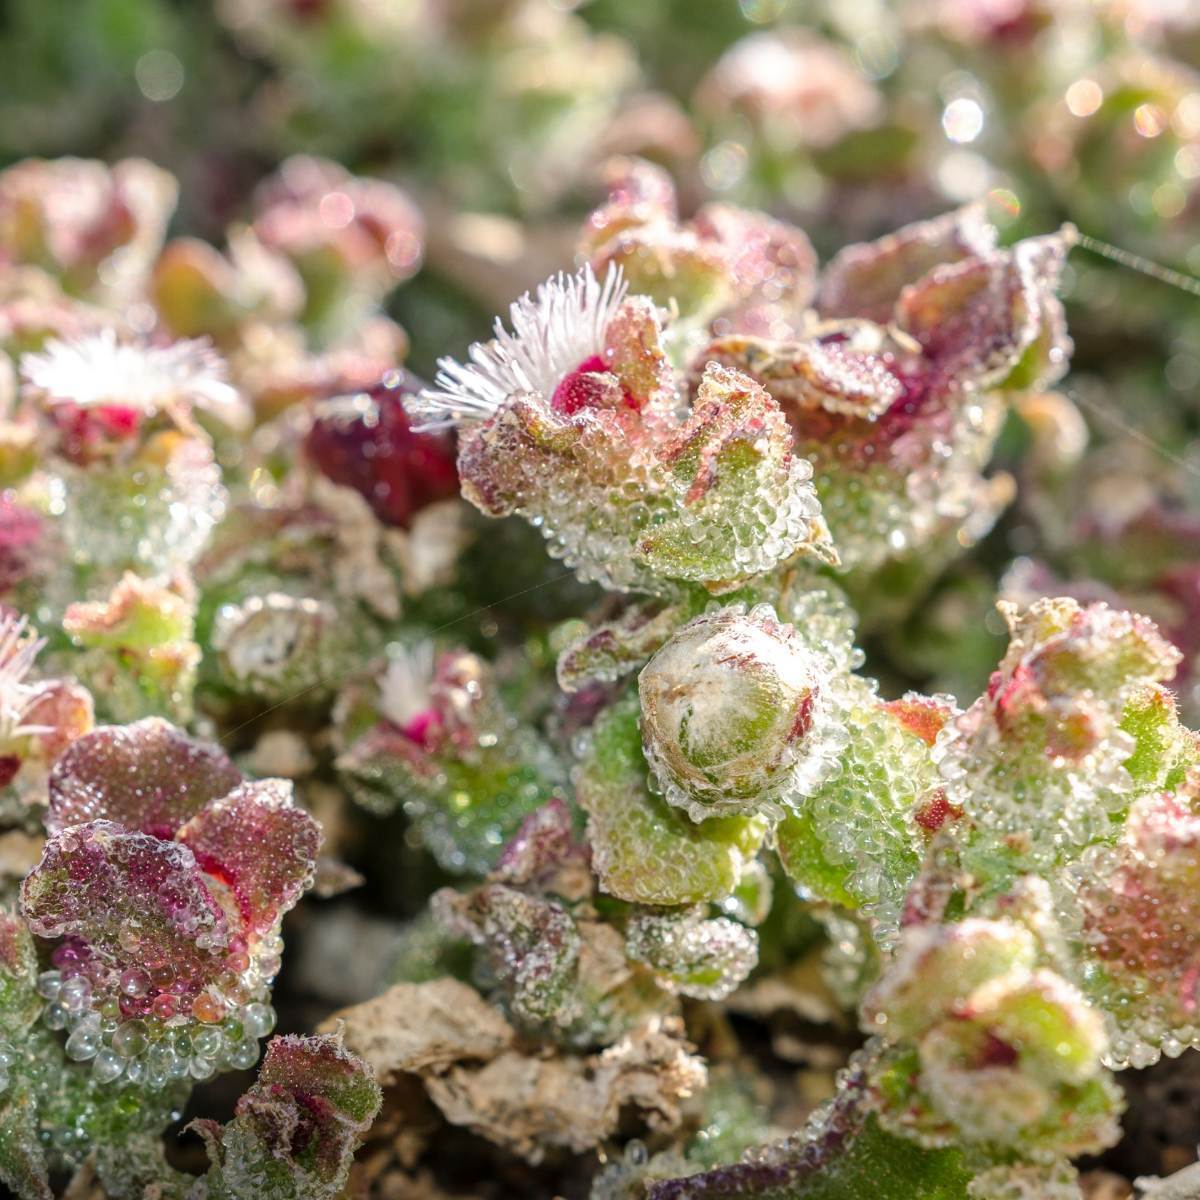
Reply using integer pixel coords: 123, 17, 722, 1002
3, 0, 1199, 709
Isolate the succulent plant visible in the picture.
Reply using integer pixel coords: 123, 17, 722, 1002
3, 7, 1200, 1192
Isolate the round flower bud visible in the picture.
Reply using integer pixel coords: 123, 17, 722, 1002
637, 604, 843, 820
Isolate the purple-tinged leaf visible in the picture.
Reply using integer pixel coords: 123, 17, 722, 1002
47, 717, 242, 838
177, 779, 321, 937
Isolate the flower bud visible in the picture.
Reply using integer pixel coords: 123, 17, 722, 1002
639, 604, 842, 820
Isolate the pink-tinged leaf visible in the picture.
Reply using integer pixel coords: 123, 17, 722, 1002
47, 717, 242, 838
636, 363, 837, 584
602, 297, 675, 415
817, 204, 997, 324
177, 779, 321, 936
693, 204, 818, 335
493, 798, 582, 887
198, 1033, 381, 1196
21, 820, 231, 991
21, 680, 94, 771
0, 910, 33, 979
253, 155, 424, 284
894, 235, 1070, 391
579, 157, 679, 259
1076, 780, 1200, 1066
0, 496, 42, 594
702, 335, 903, 421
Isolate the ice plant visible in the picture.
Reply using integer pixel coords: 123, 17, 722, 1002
0, 612, 93, 812
20, 718, 320, 1091
1071, 772, 1200, 1068
251, 155, 424, 338
194, 1032, 381, 1200
409, 263, 835, 594
0, 120, 1198, 1198
934, 597, 1189, 877
336, 643, 566, 874
20, 329, 249, 434
638, 603, 847, 820
0, 157, 176, 301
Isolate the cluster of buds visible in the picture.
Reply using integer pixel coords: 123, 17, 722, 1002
934, 597, 1190, 874
860, 918, 1121, 1163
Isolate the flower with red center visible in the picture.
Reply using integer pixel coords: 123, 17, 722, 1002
20, 328, 249, 440
408, 265, 631, 432
407, 262, 832, 594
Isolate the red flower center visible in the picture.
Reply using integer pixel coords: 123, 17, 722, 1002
550, 355, 633, 416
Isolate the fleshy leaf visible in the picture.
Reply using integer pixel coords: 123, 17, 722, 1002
577, 690, 767, 906
776, 687, 948, 942
47, 717, 242, 838
492, 797, 584, 888
816, 205, 996, 324
703, 333, 902, 421
62, 572, 200, 724
21, 820, 231, 975
712, 228, 1069, 574
861, 920, 1119, 1159
557, 598, 693, 694
336, 647, 566, 875
583, 159, 817, 335
177, 779, 321, 936
635, 364, 836, 589
894, 234, 1071, 392
199, 1032, 381, 1200
434, 883, 582, 1029
211, 592, 361, 705
414, 271, 832, 594
625, 908, 757, 1001
935, 599, 1184, 877
1073, 774, 1200, 1068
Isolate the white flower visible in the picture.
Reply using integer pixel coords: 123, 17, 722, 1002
378, 641, 435, 727
408, 264, 626, 431
20, 329, 249, 429
0, 614, 46, 742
